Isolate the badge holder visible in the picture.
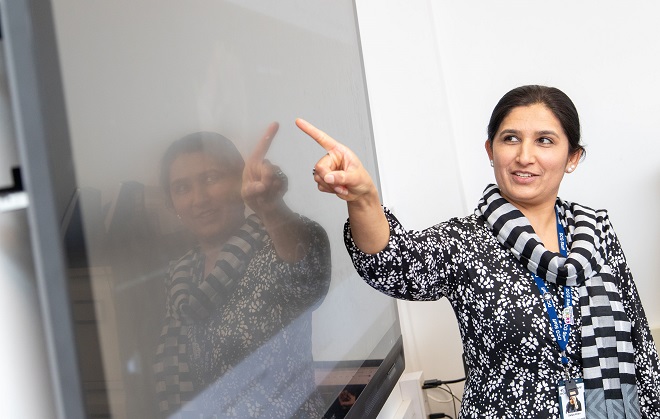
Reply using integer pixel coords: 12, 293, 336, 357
558, 377, 586, 419
547, 214, 585, 418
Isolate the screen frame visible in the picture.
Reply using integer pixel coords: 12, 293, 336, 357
1, 0, 87, 417
343, 337, 405, 418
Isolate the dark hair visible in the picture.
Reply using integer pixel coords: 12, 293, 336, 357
487, 85, 585, 158
159, 131, 245, 206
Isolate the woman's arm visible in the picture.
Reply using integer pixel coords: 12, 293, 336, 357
345, 208, 460, 302
241, 122, 315, 262
251, 197, 308, 263
270, 216, 332, 309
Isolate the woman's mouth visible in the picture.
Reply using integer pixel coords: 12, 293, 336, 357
194, 209, 219, 220
512, 171, 536, 183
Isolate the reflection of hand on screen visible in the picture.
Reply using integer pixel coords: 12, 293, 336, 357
241, 122, 289, 217
241, 121, 313, 262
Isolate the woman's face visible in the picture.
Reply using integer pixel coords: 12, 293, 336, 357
485, 103, 581, 211
168, 152, 244, 244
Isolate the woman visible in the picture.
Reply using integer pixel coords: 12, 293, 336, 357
296, 85, 660, 418
567, 394, 583, 414
153, 125, 331, 418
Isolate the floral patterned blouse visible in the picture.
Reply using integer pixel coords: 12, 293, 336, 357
344, 208, 660, 419
168, 218, 331, 418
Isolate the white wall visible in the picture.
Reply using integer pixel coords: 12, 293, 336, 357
431, 0, 660, 327
355, 1, 468, 415
357, 0, 660, 415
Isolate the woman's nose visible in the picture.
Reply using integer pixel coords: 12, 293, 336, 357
191, 183, 210, 204
516, 140, 535, 164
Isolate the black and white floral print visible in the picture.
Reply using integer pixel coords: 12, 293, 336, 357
344, 207, 660, 419
166, 217, 331, 418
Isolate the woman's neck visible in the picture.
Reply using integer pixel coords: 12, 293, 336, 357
512, 200, 560, 253
198, 231, 235, 276
200, 245, 224, 278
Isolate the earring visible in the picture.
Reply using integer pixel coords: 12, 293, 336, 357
177, 214, 182, 220
567, 165, 575, 173
490, 160, 494, 167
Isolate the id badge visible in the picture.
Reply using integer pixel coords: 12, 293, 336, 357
558, 378, 586, 419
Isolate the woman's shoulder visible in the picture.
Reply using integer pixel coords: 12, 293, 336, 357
433, 213, 488, 237
169, 247, 199, 272
558, 198, 621, 253
449, 212, 486, 228
558, 197, 614, 229
297, 213, 328, 234
559, 197, 610, 217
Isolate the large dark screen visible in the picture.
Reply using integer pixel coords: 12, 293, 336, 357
51, 1, 403, 417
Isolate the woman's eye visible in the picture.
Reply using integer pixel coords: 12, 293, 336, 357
204, 172, 223, 184
172, 182, 190, 195
538, 137, 553, 145
503, 135, 520, 143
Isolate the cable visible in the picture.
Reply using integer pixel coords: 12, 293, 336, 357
442, 383, 458, 419
426, 384, 463, 419
422, 376, 466, 389
422, 353, 468, 419
423, 377, 465, 419
426, 389, 453, 404
422, 358, 467, 419
422, 353, 468, 390
441, 384, 462, 405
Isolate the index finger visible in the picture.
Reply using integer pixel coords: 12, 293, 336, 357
248, 121, 279, 164
295, 118, 340, 152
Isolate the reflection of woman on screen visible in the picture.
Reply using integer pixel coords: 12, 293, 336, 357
153, 124, 331, 418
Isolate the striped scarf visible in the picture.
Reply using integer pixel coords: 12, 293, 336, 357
475, 184, 641, 419
153, 214, 266, 416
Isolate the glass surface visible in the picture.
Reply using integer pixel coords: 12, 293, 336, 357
51, 1, 400, 417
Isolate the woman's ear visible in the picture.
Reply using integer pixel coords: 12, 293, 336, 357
484, 139, 494, 162
566, 149, 582, 173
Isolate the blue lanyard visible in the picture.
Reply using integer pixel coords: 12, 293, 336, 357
532, 211, 571, 366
